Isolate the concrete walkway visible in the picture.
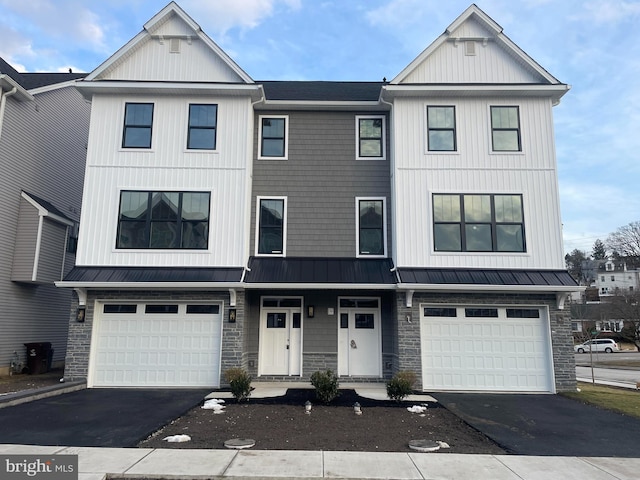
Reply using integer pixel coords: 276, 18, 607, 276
2, 444, 640, 480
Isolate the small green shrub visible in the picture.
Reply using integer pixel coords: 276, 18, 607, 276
386, 370, 417, 402
224, 367, 252, 402
310, 369, 340, 403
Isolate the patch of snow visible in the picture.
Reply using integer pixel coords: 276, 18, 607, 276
407, 405, 428, 414
437, 441, 450, 449
202, 398, 226, 413
163, 434, 191, 443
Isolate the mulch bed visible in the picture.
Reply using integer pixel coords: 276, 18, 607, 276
139, 389, 505, 453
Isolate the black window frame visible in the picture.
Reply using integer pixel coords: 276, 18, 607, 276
122, 102, 154, 149
490, 106, 521, 152
432, 193, 526, 252
427, 106, 457, 152
187, 104, 218, 150
357, 198, 385, 257
356, 115, 385, 159
259, 116, 287, 158
257, 197, 285, 255
116, 190, 210, 250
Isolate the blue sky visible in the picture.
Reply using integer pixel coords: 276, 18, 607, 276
1, 0, 638, 257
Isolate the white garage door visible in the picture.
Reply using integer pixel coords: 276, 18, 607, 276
420, 306, 554, 392
90, 302, 222, 388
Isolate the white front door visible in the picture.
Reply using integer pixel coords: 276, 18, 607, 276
338, 298, 382, 377
259, 305, 302, 376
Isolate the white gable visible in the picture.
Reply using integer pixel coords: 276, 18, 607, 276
86, 2, 252, 84
393, 5, 559, 86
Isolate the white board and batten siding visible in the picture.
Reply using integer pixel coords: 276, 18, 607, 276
89, 301, 223, 387
75, 94, 253, 267
420, 305, 555, 393
391, 96, 565, 270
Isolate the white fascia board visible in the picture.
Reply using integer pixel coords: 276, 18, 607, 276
382, 84, 570, 100
256, 100, 386, 112
55, 281, 245, 290
85, 30, 147, 81
0, 75, 33, 102
21, 192, 75, 226
243, 283, 397, 290
74, 81, 263, 100
28, 79, 85, 95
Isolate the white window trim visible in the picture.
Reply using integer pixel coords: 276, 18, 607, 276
355, 197, 387, 258
488, 104, 524, 155
120, 101, 155, 152
255, 195, 287, 257
355, 115, 386, 160
184, 102, 219, 153
258, 115, 289, 160
425, 104, 459, 155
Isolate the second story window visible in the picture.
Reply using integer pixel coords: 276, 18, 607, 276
427, 106, 456, 151
259, 116, 288, 159
491, 106, 521, 152
117, 191, 210, 249
357, 198, 386, 257
356, 116, 385, 159
122, 103, 153, 149
187, 104, 217, 150
433, 193, 525, 252
257, 197, 286, 255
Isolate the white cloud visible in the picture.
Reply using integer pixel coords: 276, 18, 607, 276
576, 0, 640, 24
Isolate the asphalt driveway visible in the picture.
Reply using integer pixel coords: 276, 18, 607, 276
434, 392, 640, 457
0, 388, 209, 447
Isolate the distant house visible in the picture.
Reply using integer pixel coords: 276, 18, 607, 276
0, 58, 90, 374
596, 259, 640, 297
58, 3, 579, 393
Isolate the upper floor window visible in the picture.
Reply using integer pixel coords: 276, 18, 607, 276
356, 116, 385, 159
357, 197, 386, 257
122, 103, 153, 149
117, 191, 210, 249
259, 116, 288, 159
427, 106, 456, 151
187, 104, 217, 150
433, 193, 525, 252
491, 106, 521, 152
256, 197, 286, 255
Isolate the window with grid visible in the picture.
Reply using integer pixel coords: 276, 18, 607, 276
259, 116, 288, 158
491, 106, 521, 151
433, 194, 525, 252
356, 116, 385, 159
187, 104, 217, 149
116, 191, 210, 249
427, 106, 456, 151
122, 103, 154, 148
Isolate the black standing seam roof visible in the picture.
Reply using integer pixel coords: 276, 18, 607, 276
397, 268, 577, 287
62, 267, 244, 283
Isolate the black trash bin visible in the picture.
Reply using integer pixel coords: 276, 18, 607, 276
24, 342, 53, 375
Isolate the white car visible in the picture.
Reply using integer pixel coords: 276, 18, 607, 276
574, 339, 619, 353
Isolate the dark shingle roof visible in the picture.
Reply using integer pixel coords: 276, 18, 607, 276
260, 81, 384, 102
23, 191, 73, 222
0, 57, 86, 90
245, 257, 396, 284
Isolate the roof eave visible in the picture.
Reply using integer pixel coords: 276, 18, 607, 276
0, 75, 33, 102
397, 283, 583, 293
382, 83, 570, 102
256, 100, 387, 111
55, 281, 245, 290
243, 282, 397, 290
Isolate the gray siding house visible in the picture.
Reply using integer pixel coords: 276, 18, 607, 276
59, 3, 579, 392
0, 58, 89, 374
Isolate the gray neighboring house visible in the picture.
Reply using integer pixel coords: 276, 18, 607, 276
0, 58, 90, 375
59, 3, 579, 393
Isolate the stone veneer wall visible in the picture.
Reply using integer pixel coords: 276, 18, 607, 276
395, 291, 576, 393
64, 289, 240, 384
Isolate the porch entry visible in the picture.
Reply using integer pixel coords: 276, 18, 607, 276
258, 297, 302, 376
338, 297, 382, 377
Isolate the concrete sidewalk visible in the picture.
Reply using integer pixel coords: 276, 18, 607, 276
2, 444, 639, 480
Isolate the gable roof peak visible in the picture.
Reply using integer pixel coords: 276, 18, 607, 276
144, 1, 200, 34
447, 4, 502, 36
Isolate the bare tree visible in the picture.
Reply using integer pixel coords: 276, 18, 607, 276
607, 221, 640, 267
607, 289, 640, 351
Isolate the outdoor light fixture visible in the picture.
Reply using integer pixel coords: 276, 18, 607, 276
353, 402, 362, 415
307, 305, 315, 318
229, 308, 236, 323
76, 306, 86, 323
305, 400, 312, 414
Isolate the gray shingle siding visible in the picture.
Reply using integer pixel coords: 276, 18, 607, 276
251, 110, 391, 258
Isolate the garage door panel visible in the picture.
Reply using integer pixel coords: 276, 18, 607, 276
91, 302, 222, 388
421, 306, 553, 392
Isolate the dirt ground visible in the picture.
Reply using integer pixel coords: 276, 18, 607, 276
139, 389, 506, 454
0, 369, 64, 395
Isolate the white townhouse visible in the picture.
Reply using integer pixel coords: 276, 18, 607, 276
59, 3, 579, 393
